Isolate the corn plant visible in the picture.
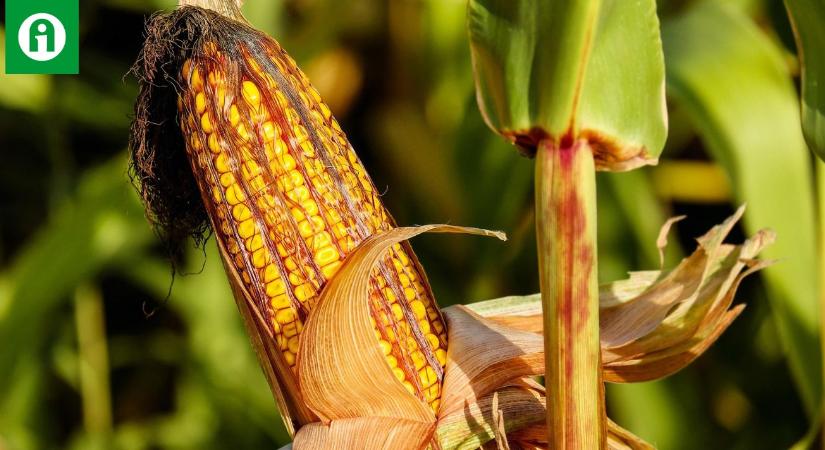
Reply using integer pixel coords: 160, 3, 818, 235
128, 0, 778, 448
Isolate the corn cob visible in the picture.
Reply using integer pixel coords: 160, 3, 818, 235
176, 36, 447, 412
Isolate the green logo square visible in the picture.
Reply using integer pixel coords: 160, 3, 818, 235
5, 0, 79, 74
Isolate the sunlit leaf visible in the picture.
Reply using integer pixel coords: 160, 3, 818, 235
662, 0, 822, 414
785, 0, 825, 158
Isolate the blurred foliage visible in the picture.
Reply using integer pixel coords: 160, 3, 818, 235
0, 0, 818, 449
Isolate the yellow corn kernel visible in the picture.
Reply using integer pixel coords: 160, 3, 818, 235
229, 104, 240, 126
208, 133, 221, 154
393, 368, 405, 382
263, 264, 278, 283
283, 322, 298, 337
435, 349, 447, 366
410, 300, 426, 319
314, 247, 338, 266
190, 67, 203, 90
426, 333, 439, 349
418, 319, 431, 334
411, 351, 426, 370
320, 260, 342, 278
242, 80, 261, 108
419, 366, 437, 387
201, 112, 214, 133
215, 153, 230, 173
219, 172, 235, 188
195, 92, 206, 114
262, 121, 278, 141
426, 385, 440, 402
287, 336, 299, 353
238, 219, 255, 239
252, 248, 268, 268
225, 184, 246, 205
270, 293, 290, 309
391, 303, 404, 321
232, 203, 252, 221
294, 284, 314, 302
274, 308, 295, 325
237, 123, 250, 141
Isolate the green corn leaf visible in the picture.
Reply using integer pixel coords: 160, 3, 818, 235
467, 0, 667, 171
662, 1, 821, 414
784, 0, 825, 159
467, 0, 599, 138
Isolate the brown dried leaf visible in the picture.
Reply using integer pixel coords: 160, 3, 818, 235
292, 417, 434, 450
439, 306, 544, 417
657, 215, 686, 268
606, 418, 656, 450
466, 269, 662, 324
603, 305, 745, 382
297, 225, 504, 423
600, 206, 747, 348
460, 207, 772, 384
501, 418, 654, 450
491, 392, 511, 450
603, 233, 776, 380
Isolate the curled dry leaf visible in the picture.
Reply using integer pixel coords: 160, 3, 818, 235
292, 417, 433, 450
438, 306, 544, 417
461, 206, 773, 383
435, 304, 653, 448
656, 215, 686, 268
602, 207, 775, 381
599, 205, 749, 348
492, 392, 513, 450
294, 225, 504, 448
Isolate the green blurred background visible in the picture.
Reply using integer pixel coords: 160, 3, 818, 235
0, 0, 820, 448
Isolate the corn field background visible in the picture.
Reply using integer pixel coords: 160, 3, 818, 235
0, 0, 818, 449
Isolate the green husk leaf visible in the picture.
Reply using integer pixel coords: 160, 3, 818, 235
467, 0, 667, 170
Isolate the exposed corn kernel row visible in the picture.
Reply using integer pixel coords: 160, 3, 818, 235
176, 40, 447, 412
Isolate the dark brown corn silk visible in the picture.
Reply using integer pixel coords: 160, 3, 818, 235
130, 5, 448, 423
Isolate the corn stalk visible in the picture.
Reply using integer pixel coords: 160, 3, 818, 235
535, 139, 603, 448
